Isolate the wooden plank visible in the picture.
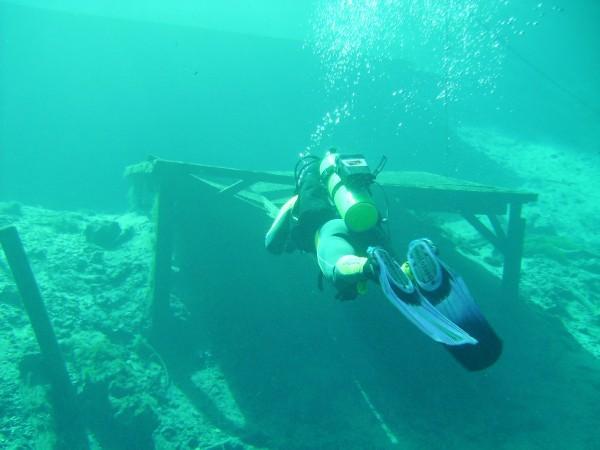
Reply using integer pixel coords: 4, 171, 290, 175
153, 158, 295, 185
124, 159, 537, 210
379, 171, 536, 199
0, 226, 89, 449
381, 172, 536, 195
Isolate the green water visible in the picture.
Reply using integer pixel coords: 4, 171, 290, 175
1, 1, 599, 449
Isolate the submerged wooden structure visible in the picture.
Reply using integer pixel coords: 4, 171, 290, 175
0, 226, 89, 449
125, 157, 537, 333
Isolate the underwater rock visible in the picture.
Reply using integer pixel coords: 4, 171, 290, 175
84, 220, 132, 249
0, 284, 21, 308
85, 220, 121, 248
18, 353, 49, 386
580, 259, 600, 276
111, 393, 159, 437
107, 265, 132, 286
90, 251, 104, 264
0, 202, 22, 216
52, 215, 82, 234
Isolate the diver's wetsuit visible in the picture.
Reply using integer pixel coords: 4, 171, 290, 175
289, 154, 388, 299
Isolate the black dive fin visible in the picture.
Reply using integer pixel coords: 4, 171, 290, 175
408, 239, 503, 371
436, 273, 502, 371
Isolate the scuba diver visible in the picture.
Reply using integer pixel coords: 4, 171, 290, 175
265, 149, 502, 371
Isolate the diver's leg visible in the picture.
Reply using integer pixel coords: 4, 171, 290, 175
315, 219, 370, 298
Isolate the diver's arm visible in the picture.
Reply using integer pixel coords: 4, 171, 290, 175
265, 195, 298, 254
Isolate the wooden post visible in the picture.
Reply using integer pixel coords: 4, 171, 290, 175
150, 181, 175, 335
0, 226, 88, 449
502, 202, 526, 301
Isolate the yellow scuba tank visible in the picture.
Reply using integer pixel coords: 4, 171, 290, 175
319, 150, 379, 232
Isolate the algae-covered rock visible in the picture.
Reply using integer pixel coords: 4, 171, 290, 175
85, 220, 127, 249
0, 283, 21, 308
0, 203, 268, 449
111, 392, 159, 436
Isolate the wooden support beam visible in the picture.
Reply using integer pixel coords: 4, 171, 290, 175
150, 182, 175, 335
502, 203, 526, 301
0, 226, 89, 450
189, 174, 283, 218
488, 214, 507, 242
462, 213, 505, 252
260, 188, 296, 201
219, 179, 253, 195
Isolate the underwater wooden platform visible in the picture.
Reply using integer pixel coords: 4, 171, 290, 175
125, 157, 537, 332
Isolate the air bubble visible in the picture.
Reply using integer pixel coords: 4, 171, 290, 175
306, 0, 536, 146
